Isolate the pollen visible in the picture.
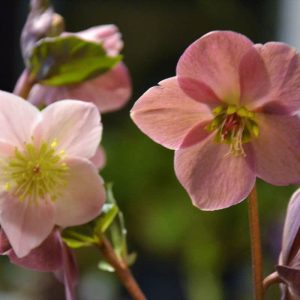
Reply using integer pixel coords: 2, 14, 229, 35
3, 140, 69, 204
206, 105, 259, 156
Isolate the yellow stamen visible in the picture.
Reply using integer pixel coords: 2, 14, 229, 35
3, 139, 69, 204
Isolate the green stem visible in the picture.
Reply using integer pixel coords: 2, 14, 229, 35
248, 183, 264, 300
96, 236, 147, 300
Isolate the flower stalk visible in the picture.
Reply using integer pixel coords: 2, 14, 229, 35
263, 271, 281, 291
13, 70, 36, 99
248, 184, 264, 300
97, 235, 147, 300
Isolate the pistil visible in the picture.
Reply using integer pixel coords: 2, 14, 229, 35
206, 105, 259, 156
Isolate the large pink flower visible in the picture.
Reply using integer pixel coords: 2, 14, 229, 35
16, 25, 131, 113
0, 91, 105, 257
131, 31, 300, 210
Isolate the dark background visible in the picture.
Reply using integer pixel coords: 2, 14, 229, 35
0, 1, 296, 299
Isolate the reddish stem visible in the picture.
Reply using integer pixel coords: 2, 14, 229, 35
97, 236, 147, 300
248, 184, 264, 300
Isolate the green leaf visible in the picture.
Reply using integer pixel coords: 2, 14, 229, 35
29, 36, 122, 86
62, 224, 99, 249
63, 237, 93, 249
98, 261, 115, 272
106, 184, 129, 261
94, 203, 119, 234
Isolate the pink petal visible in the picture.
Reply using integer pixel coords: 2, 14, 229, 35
277, 265, 300, 299
55, 233, 79, 300
34, 100, 102, 159
177, 31, 254, 103
0, 228, 10, 253
28, 84, 70, 106
28, 63, 131, 113
0, 90, 39, 149
281, 189, 300, 265
252, 114, 300, 185
8, 229, 62, 272
54, 157, 105, 227
0, 194, 55, 257
131, 77, 212, 150
175, 78, 221, 108
239, 47, 270, 105
74, 24, 123, 56
254, 42, 300, 114
64, 63, 131, 113
174, 135, 255, 210
90, 145, 106, 170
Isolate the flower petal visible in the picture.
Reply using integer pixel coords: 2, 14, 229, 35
55, 233, 79, 300
277, 265, 300, 299
254, 42, 300, 115
8, 229, 62, 272
252, 114, 300, 185
54, 157, 105, 227
131, 77, 211, 150
74, 24, 123, 56
34, 100, 102, 159
239, 47, 270, 105
0, 90, 39, 149
281, 189, 300, 265
28, 63, 131, 113
177, 31, 254, 103
90, 146, 106, 170
28, 84, 70, 106
174, 135, 255, 210
64, 63, 131, 113
0, 228, 10, 253
0, 194, 55, 258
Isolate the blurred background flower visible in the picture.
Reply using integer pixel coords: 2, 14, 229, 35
0, 0, 297, 299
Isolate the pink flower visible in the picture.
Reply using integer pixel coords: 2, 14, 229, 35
275, 189, 300, 299
131, 31, 300, 210
16, 25, 131, 113
0, 90, 105, 257
90, 145, 106, 170
0, 228, 78, 300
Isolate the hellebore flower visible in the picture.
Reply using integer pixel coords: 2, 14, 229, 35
0, 228, 78, 300
0, 91, 105, 257
16, 24, 132, 113
131, 31, 300, 210
272, 189, 300, 299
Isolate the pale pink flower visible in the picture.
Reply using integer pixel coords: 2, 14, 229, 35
275, 189, 300, 299
0, 91, 105, 257
15, 25, 131, 113
0, 228, 78, 300
90, 145, 106, 170
131, 31, 300, 210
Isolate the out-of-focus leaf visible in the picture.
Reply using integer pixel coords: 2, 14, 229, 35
94, 203, 119, 234
126, 252, 137, 266
98, 261, 115, 272
29, 36, 122, 86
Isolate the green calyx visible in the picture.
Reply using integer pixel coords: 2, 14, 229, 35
206, 104, 259, 156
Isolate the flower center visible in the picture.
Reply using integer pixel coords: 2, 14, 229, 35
3, 140, 69, 204
206, 105, 259, 156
